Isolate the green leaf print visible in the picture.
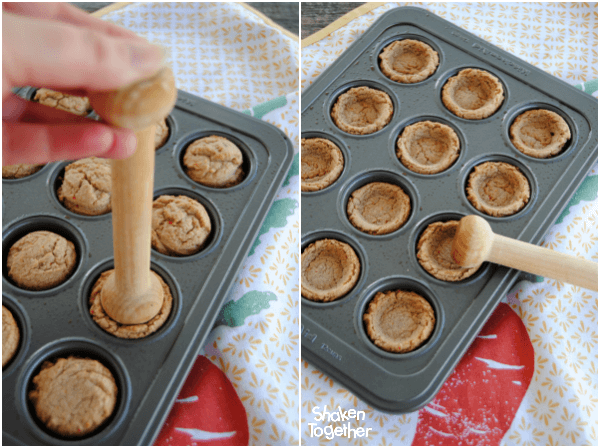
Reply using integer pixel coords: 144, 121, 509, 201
555, 175, 597, 225
249, 198, 298, 256
215, 291, 277, 327
252, 96, 287, 120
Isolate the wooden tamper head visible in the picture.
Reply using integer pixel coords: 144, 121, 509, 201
451, 215, 493, 267
90, 67, 176, 130
90, 67, 176, 325
452, 215, 598, 291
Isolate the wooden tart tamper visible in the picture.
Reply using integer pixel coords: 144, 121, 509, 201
451, 215, 598, 291
89, 67, 177, 324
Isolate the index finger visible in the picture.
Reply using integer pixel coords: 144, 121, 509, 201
3, 2, 142, 41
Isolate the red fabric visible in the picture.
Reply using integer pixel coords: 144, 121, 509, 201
155, 355, 249, 446
413, 303, 535, 446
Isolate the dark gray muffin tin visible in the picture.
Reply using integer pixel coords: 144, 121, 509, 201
3, 88, 293, 444
301, 7, 597, 413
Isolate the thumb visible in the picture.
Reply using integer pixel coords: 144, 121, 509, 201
3, 11, 165, 95
2, 121, 137, 166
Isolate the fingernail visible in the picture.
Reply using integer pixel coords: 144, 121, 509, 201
129, 43, 164, 73
124, 132, 137, 156
97, 128, 115, 154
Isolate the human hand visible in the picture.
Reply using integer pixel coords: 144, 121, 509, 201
2, 2, 164, 166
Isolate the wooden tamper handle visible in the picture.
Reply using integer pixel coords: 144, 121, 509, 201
451, 215, 598, 292
89, 67, 177, 324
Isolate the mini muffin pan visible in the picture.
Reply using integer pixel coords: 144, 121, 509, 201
301, 7, 597, 413
3, 88, 293, 444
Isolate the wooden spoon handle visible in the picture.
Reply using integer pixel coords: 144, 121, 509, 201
111, 125, 156, 296
490, 234, 598, 291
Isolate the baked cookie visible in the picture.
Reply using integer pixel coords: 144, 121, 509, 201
2, 164, 44, 179
363, 290, 435, 353
417, 221, 479, 282
510, 109, 571, 158
155, 118, 169, 149
301, 138, 344, 192
379, 39, 439, 83
331, 87, 393, 135
397, 121, 460, 174
442, 69, 504, 120
347, 182, 411, 235
152, 195, 212, 256
7, 231, 77, 291
301, 239, 360, 302
29, 356, 117, 437
2, 305, 20, 368
57, 157, 111, 216
34, 88, 91, 116
183, 136, 244, 188
89, 270, 173, 339
467, 162, 530, 217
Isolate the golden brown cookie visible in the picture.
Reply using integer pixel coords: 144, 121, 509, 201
302, 239, 360, 302
379, 39, 439, 83
396, 121, 460, 174
152, 195, 212, 256
155, 118, 169, 149
347, 182, 411, 235
363, 290, 435, 353
34, 88, 91, 116
57, 157, 111, 216
89, 270, 173, 339
301, 138, 344, 192
442, 69, 504, 119
29, 356, 117, 437
331, 87, 393, 135
2, 305, 20, 368
183, 136, 244, 188
467, 162, 530, 217
417, 221, 480, 281
2, 164, 44, 179
510, 109, 571, 158
7, 231, 77, 291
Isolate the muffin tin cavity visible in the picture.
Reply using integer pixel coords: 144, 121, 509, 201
49, 161, 112, 220
410, 212, 490, 286
391, 116, 467, 178
2, 216, 87, 295
2, 164, 47, 182
504, 102, 577, 162
301, 231, 367, 307
396, 118, 462, 175
301, 137, 344, 192
373, 34, 444, 86
436, 66, 508, 123
17, 339, 130, 444
301, 131, 350, 195
79, 260, 181, 344
339, 170, 418, 238
28, 88, 94, 118
356, 276, 443, 359
2, 296, 30, 377
155, 115, 176, 152
379, 39, 439, 84
326, 80, 399, 136
461, 154, 537, 220
152, 187, 223, 259
441, 68, 504, 119
175, 130, 255, 190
